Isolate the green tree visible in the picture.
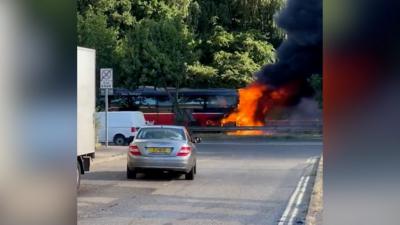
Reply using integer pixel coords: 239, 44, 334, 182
187, 1, 202, 32
193, 0, 285, 47
130, 0, 191, 21
212, 51, 260, 87
234, 31, 275, 65
121, 18, 196, 123
77, 9, 119, 72
78, 0, 135, 37
121, 18, 195, 88
202, 26, 276, 87
187, 62, 218, 87
77, 0, 284, 90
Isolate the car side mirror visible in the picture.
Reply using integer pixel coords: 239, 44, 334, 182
193, 137, 201, 143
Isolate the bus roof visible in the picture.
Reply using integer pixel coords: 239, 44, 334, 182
110, 87, 237, 96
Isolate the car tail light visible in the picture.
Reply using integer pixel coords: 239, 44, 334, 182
129, 145, 141, 156
131, 127, 138, 133
177, 146, 192, 157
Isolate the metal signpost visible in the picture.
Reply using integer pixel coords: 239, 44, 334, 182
100, 68, 113, 149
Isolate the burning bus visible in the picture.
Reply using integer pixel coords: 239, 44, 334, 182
97, 87, 238, 127
97, 82, 320, 132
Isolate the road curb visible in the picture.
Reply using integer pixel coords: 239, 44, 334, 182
305, 155, 323, 225
92, 152, 126, 165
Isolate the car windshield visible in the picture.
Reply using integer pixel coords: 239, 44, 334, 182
136, 128, 186, 141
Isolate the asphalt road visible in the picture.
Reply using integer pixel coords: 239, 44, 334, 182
78, 139, 322, 225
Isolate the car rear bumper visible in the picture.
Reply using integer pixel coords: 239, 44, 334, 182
127, 154, 194, 172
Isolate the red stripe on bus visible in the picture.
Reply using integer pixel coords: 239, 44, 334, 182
143, 112, 224, 126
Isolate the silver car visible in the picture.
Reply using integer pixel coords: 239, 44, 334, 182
127, 126, 200, 180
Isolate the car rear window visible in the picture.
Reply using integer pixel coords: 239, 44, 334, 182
136, 128, 186, 141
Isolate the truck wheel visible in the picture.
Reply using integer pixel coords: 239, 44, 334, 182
127, 166, 136, 179
113, 134, 126, 146
185, 167, 195, 180
77, 163, 81, 190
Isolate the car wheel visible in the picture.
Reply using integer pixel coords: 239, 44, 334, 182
127, 166, 136, 179
114, 134, 126, 146
185, 167, 195, 180
194, 163, 197, 174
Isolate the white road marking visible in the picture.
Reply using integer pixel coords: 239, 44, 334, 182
306, 157, 318, 164
296, 177, 311, 206
287, 176, 310, 225
277, 176, 305, 225
278, 156, 318, 225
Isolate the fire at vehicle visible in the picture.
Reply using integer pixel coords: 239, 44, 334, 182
221, 81, 296, 135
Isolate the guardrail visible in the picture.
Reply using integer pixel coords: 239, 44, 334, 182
189, 124, 323, 133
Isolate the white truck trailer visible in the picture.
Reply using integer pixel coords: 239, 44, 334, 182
77, 47, 96, 189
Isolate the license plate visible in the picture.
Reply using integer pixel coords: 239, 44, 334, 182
147, 147, 171, 154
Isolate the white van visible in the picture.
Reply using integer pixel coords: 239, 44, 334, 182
96, 111, 147, 145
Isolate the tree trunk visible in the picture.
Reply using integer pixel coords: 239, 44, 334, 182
161, 81, 185, 126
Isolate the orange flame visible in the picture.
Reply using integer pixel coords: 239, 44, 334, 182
221, 81, 293, 135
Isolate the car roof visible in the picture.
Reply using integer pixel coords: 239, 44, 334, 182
139, 125, 186, 130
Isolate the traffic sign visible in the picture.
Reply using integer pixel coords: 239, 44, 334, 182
100, 68, 113, 89
100, 68, 113, 149
100, 88, 113, 96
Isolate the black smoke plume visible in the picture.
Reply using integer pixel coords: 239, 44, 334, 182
257, 0, 322, 87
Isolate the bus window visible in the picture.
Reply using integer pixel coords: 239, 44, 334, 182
134, 95, 157, 113
178, 96, 205, 110
132, 96, 141, 106
157, 95, 173, 113
142, 96, 156, 106
110, 96, 130, 111
206, 96, 237, 109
